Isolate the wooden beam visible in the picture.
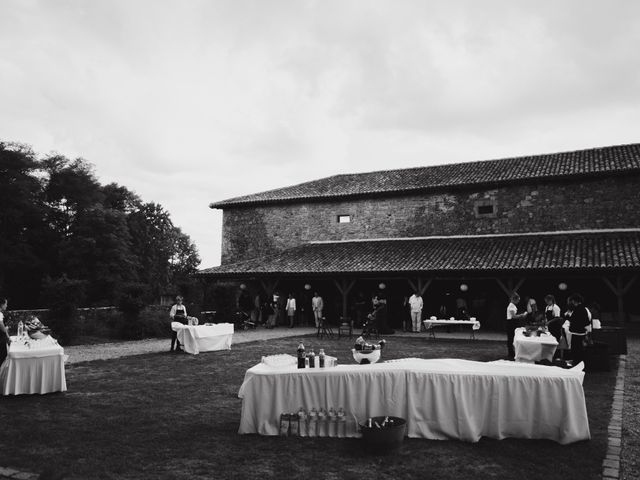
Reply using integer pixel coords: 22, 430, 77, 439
407, 279, 418, 292
417, 278, 433, 296
495, 278, 511, 297
333, 278, 356, 319
259, 278, 280, 297
621, 274, 638, 295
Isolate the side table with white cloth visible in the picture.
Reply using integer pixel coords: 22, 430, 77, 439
0, 335, 67, 395
171, 322, 234, 355
238, 358, 590, 444
513, 328, 559, 363
423, 318, 481, 339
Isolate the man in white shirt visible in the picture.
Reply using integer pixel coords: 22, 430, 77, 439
408, 291, 423, 333
506, 293, 527, 360
312, 292, 324, 328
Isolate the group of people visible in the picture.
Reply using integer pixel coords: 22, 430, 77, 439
236, 287, 326, 330
506, 292, 593, 364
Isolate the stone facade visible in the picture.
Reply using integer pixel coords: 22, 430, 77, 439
221, 174, 640, 264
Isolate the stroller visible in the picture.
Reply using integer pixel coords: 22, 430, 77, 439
234, 310, 257, 330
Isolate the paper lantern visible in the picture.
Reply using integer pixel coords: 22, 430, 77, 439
558, 282, 568, 291
378, 283, 386, 290
304, 284, 311, 290
460, 283, 469, 292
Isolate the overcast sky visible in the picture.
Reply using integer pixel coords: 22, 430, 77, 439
2, 0, 639, 268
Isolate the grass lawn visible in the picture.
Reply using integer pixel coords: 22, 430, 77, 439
0, 335, 617, 480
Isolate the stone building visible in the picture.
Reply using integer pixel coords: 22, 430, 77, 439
199, 143, 640, 330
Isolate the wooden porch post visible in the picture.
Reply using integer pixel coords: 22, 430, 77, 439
333, 278, 356, 320
407, 278, 433, 296
603, 274, 637, 319
495, 277, 525, 297
259, 278, 281, 298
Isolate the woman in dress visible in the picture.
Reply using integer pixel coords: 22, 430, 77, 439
0, 298, 10, 365
169, 296, 188, 352
285, 293, 297, 328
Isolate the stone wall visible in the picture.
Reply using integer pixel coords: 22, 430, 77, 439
220, 174, 640, 264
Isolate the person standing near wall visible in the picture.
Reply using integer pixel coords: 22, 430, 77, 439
565, 293, 591, 366
312, 292, 324, 328
285, 293, 297, 328
169, 295, 187, 352
0, 298, 11, 365
408, 291, 423, 333
506, 293, 527, 360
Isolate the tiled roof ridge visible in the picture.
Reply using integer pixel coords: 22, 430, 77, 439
210, 142, 640, 208
309, 228, 640, 244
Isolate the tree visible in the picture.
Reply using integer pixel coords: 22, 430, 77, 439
0, 142, 52, 306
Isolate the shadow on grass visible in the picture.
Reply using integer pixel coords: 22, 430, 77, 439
0, 335, 616, 480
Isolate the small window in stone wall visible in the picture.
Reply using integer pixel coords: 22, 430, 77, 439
474, 199, 497, 218
337, 214, 351, 223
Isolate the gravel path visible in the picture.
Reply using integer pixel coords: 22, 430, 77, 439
64, 327, 504, 364
64, 327, 319, 363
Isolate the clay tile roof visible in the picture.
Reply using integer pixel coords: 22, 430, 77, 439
198, 230, 640, 277
210, 143, 640, 208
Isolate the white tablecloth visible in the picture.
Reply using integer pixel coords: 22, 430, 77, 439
171, 322, 234, 355
238, 358, 589, 444
423, 319, 480, 329
1, 336, 67, 395
514, 328, 559, 363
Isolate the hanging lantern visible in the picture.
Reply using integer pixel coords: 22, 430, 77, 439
239, 283, 247, 290
460, 283, 469, 292
304, 284, 311, 290
378, 283, 386, 290
558, 282, 568, 291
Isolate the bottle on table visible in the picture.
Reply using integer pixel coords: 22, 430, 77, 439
319, 348, 325, 368
297, 342, 306, 369
17, 320, 24, 338
308, 349, 315, 368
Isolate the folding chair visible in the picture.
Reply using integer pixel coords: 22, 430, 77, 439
338, 316, 353, 339
317, 317, 334, 339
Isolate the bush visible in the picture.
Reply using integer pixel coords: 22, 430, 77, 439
117, 283, 150, 339
41, 276, 87, 344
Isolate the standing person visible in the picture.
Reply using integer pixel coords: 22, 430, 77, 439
544, 294, 561, 320
0, 298, 11, 365
506, 293, 527, 360
285, 293, 297, 328
312, 292, 324, 328
408, 291, 424, 333
565, 293, 591, 365
169, 295, 187, 352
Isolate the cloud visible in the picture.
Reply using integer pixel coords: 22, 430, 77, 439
1, 0, 640, 267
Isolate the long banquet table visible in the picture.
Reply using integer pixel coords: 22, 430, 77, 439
171, 322, 234, 355
423, 319, 480, 338
514, 328, 559, 363
0, 336, 67, 395
238, 358, 590, 444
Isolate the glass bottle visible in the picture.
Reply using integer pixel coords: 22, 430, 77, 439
319, 348, 325, 368
297, 342, 306, 369
308, 349, 315, 368
337, 407, 347, 438
308, 408, 318, 437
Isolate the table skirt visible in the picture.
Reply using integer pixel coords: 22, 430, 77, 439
1, 353, 67, 395
238, 359, 590, 444
172, 323, 234, 355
